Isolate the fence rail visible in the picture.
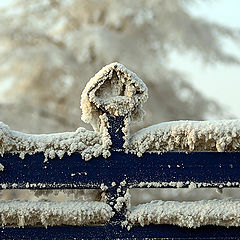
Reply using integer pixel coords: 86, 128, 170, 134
0, 63, 240, 239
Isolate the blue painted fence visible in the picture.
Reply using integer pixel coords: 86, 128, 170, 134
0, 116, 240, 240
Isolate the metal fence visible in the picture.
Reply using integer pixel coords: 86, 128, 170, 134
1, 63, 240, 239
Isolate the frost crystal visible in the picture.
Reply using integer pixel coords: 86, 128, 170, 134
0, 200, 114, 227
0, 63, 148, 161
80, 62, 148, 132
128, 120, 240, 156
0, 163, 4, 172
128, 199, 240, 228
1, 63, 240, 161
0, 122, 106, 161
80, 62, 148, 149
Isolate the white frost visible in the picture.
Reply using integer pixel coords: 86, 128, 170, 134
128, 199, 240, 228
129, 120, 240, 156
0, 63, 149, 159
0, 163, 4, 172
80, 62, 148, 144
2, 64, 240, 161
0, 63, 148, 160
0, 122, 109, 161
0, 200, 114, 227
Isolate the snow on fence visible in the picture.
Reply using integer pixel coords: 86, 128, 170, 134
1, 62, 240, 239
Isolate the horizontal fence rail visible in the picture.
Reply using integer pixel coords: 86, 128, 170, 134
1, 152, 240, 239
1, 63, 240, 239
1, 152, 240, 190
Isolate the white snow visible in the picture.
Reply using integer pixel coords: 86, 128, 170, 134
80, 62, 148, 148
114, 189, 131, 212
136, 181, 240, 188
0, 200, 114, 227
128, 199, 240, 228
0, 163, 4, 171
1, 64, 240, 161
81, 62, 148, 131
128, 119, 240, 156
0, 122, 110, 161
0, 62, 147, 160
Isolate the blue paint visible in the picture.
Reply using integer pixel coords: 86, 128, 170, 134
1, 116, 240, 239
2, 225, 240, 239
1, 152, 239, 189
107, 114, 125, 149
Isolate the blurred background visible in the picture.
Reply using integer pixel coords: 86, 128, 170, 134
0, 0, 240, 204
0, 0, 240, 134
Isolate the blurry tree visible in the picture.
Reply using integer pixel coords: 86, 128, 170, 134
0, 0, 239, 133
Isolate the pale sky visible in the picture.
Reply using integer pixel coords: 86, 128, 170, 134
0, 0, 240, 118
170, 0, 240, 118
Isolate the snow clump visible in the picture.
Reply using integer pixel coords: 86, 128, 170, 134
128, 199, 240, 228
0, 200, 114, 227
80, 62, 148, 146
128, 120, 240, 156
0, 122, 109, 161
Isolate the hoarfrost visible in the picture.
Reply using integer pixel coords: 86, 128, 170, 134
80, 62, 148, 147
114, 189, 131, 212
81, 62, 148, 130
0, 163, 4, 172
129, 120, 240, 156
0, 122, 108, 161
0, 200, 114, 227
0, 63, 148, 160
128, 199, 240, 228
2, 63, 240, 160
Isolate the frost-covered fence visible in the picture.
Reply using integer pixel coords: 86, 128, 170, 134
1, 63, 240, 239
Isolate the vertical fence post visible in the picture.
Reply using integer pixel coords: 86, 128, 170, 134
107, 114, 125, 149
106, 114, 128, 225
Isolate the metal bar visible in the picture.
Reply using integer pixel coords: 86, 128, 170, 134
107, 114, 125, 149
1, 224, 240, 240
1, 152, 240, 189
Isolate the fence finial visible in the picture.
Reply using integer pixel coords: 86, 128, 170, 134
80, 62, 148, 148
